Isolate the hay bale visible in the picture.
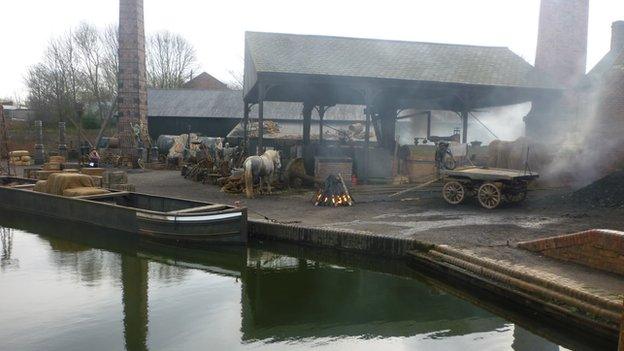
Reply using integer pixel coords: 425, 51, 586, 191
9, 150, 29, 157
36, 170, 60, 180
63, 169, 79, 173
43, 163, 61, 171
49, 155, 65, 164
63, 162, 81, 170
45, 173, 94, 195
20, 156, 31, 162
63, 187, 109, 197
80, 168, 105, 176
33, 180, 47, 193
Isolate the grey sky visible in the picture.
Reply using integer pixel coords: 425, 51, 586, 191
1, 0, 622, 99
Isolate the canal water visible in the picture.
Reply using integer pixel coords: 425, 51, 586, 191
0, 215, 583, 351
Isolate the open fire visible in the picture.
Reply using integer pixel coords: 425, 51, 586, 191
314, 174, 353, 207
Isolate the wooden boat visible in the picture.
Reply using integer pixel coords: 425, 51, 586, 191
0, 176, 247, 244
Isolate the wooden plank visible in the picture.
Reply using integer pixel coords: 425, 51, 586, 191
168, 204, 229, 215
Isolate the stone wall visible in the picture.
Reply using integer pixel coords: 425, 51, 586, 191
118, 0, 148, 158
518, 229, 624, 275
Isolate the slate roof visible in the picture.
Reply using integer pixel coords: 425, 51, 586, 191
148, 89, 366, 121
148, 89, 242, 118
583, 50, 623, 88
245, 32, 558, 90
182, 72, 230, 90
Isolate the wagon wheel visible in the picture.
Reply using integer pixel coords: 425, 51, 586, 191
477, 182, 502, 209
443, 155, 456, 170
442, 181, 466, 205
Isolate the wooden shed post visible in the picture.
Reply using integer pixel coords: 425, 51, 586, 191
461, 109, 469, 144
364, 106, 371, 183
302, 102, 314, 174
318, 106, 326, 146
243, 102, 250, 155
257, 84, 265, 155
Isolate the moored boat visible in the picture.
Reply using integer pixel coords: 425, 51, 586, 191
0, 176, 247, 244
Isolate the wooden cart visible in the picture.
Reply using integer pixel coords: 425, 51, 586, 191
440, 167, 538, 209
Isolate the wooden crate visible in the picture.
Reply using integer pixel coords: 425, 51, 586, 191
314, 157, 352, 182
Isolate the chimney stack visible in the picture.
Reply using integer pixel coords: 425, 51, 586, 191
534, 0, 589, 87
611, 21, 624, 53
117, 0, 148, 161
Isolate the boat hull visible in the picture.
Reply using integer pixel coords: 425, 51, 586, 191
0, 183, 247, 244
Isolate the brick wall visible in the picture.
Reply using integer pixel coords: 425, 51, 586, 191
525, 0, 589, 142
518, 229, 624, 275
117, 0, 148, 158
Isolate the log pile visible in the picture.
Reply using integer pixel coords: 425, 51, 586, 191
181, 158, 215, 183
218, 169, 246, 194
314, 174, 353, 207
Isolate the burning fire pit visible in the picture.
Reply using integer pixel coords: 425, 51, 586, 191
314, 174, 353, 207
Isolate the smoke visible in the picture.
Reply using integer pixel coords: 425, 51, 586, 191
395, 102, 530, 146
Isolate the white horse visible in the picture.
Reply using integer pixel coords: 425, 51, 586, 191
243, 149, 281, 198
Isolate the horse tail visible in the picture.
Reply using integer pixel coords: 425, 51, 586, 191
244, 159, 254, 199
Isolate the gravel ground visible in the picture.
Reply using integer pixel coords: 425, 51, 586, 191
128, 169, 624, 301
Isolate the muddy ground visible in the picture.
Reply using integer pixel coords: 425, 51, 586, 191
129, 170, 624, 300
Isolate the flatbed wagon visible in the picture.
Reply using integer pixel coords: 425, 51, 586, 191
440, 167, 539, 209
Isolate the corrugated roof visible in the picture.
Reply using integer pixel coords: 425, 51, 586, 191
148, 89, 366, 121
246, 31, 558, 90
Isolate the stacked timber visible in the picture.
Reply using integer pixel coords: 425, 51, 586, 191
9, 150, 32, 166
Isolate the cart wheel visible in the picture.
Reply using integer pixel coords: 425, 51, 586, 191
443, 154, 456, 170
478, 182, 502, 209
443, 181, 466, 205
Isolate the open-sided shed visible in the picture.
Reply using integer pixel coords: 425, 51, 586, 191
242, 31, 561, 180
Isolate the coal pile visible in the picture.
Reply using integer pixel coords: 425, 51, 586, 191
569, 170, 624, 208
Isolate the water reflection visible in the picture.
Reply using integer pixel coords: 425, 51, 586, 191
0, 213, 584, 351
1, 227, 18, 270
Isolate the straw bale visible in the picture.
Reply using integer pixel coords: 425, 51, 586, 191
33, 180, 47, 193
45, 173, 94, 195
49, 156, 65, 164
43, 163, 61, 171
9, 150, 29, 157
62, 187, 110, 197
36, 170, 60, 180
80, 168, 105, 176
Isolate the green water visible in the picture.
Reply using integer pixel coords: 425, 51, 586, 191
0, 215, 591, 350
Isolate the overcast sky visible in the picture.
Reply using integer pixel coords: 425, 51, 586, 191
1, 0, 622, 100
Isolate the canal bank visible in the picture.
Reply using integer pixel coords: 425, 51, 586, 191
130, 170, 624, 348
248, 218, 622, 344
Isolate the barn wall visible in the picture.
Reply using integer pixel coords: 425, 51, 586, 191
148, 117, 239, 140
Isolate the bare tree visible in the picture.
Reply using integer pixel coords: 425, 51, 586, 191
146, 31, 198, 88
226, 69, 244, 90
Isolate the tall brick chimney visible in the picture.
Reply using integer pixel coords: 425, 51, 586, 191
534, 0, 590, 88
612, 21, 624, 53
118, 0, 148, 160
525, 0, 589, 141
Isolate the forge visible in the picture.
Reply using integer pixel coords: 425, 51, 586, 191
518, 229, 624, 276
